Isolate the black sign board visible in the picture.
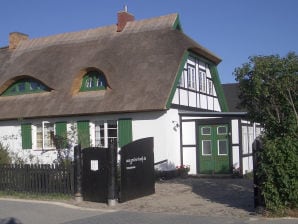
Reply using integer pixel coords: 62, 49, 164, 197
119, 137, 155, 202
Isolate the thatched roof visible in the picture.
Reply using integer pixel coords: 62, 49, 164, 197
0, 14, 221, 120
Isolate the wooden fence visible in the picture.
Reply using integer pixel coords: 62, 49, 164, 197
0, 164, 75, 195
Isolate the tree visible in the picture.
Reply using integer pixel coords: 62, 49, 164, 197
0, 141, 11, 164
233, 52, 298, 213
234, 52, 298, 137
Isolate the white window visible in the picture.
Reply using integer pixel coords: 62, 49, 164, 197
179, 70, 186, 88
187, 66, 196, 89
199, 71, 206, 93
208, 79, 213, 95
95, 121, 105, 147
35, 121, 55, 149
94, 120, 117, 148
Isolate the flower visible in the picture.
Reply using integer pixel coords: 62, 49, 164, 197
176, 164, 190, 172
176, 165, 190, 178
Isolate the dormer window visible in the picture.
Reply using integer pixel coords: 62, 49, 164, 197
1, 78, 50, 96
80, 71, 107, 91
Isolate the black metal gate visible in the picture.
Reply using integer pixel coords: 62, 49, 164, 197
119, 137, 155, 202
253, 138, 265, 211
82, 147, 109, 203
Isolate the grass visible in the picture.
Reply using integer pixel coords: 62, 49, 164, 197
263, 208, 298, 218
0, 190, 72, 201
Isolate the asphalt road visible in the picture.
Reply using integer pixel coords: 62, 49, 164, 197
0, 199, 297, 224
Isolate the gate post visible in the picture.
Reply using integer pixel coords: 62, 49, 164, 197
107, 140, 117, 206
253, 138, 265, 213
74, 144, 83, 202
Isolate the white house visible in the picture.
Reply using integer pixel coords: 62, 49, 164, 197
0, 10, 260, 175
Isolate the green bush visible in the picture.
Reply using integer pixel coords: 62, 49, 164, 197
257, 134, 298, 213
0, 141, 12, 164
234, 52, 298, 214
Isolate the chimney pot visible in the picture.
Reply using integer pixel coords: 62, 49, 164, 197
9, 32, 29, 50
117, 9, 135, 32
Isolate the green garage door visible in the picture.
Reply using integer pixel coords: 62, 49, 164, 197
198, 124, 230, 174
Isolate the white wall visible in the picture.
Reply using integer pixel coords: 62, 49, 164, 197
231, 119, 240, 170
132, 109, 181, 170
183, 147, 197, 174
0, 110, 182, 168
0, 120, 57, 164
181, 120, 197, 174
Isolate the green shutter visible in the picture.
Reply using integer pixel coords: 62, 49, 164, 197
118, 118, 132, 147
55, 122, 67, 148
77, 120, 90, 148
21, 123, 32, 149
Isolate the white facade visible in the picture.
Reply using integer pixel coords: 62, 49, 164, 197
0, 53, 262, 176
0, 109, 181, 167
133, 109, 181, 170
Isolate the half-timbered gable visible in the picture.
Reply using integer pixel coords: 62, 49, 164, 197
172, 53, 227, 112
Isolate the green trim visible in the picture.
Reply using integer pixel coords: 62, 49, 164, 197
1, 78, 50, 96
80, 71, 107, 92
209, 65, 229, 112
173, 14, 183, 31
55, 122, 67, 148
77, 120, 90, 148
166, 51, 190, 109
118, 118, 132, 148
21, 123, 32, 149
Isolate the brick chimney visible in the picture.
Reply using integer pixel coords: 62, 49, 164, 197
9, 32, 29, 50
117, 6, 135, 32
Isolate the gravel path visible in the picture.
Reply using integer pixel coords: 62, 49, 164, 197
71, 177, 256, 218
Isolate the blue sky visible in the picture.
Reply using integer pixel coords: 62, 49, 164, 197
1, 0, 297, 83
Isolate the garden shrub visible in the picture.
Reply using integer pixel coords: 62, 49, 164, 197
257, 135, 298, 213
0, 141, 11, 164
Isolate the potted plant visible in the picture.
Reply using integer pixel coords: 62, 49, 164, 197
176, 164, 190, 178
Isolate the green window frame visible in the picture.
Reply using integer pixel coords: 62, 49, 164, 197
21, 123, 32, 149
80, 71, 107, 92
1, 78, 50, 96
118, 118, 132, 148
